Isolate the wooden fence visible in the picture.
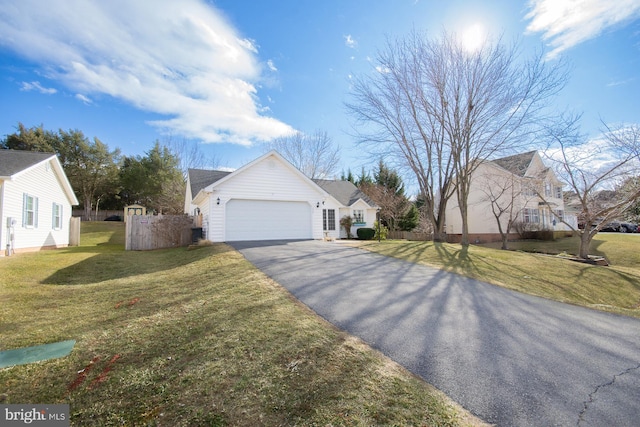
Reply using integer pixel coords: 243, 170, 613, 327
72, 209, 123, 221
387, 230, 432, 241
125, 215, 195, 251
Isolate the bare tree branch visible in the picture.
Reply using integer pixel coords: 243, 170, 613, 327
542, 114, 640, 258
346, 29, 567, 243
267, 130, 340, 179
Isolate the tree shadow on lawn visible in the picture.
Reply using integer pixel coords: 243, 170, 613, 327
384, 241, 484, 277
41, 243, 235, 286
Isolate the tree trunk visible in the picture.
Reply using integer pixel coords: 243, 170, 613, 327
578, 230, 593, 259
459, 203, 470, 246
432, 203, 447, 242
497, 221, 508, 250
83, 197, 92, 221
457, 181, 470, 246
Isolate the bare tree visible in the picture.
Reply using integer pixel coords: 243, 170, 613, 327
346, 29, 567, 243
358, 182, 408, 231
267, 129, 340, 179
479, 169, 522, 250
163, 135, 221, 178
543, 114, 640, 259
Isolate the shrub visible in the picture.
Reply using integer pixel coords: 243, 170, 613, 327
340, 215, 354, 239
357, 227, 376, 240
373, 221, 388, 240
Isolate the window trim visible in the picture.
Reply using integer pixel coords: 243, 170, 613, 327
323, 209, 336, 231
353, 209, 364, 224
523, 208, 540, 224
554, 186, 563, 199
22, 193, 38, 228
52, 202, 63, 230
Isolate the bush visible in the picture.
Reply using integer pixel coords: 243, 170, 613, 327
373, 221, 388, 240
340, 215, 354, 239
357, 227, 376, 240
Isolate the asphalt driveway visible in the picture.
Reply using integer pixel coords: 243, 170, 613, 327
230, 240, 640, 427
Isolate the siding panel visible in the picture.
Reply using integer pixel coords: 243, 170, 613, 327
2, 160, 74, 251
208, 155, 326, 242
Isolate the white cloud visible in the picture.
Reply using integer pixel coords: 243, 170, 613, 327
344, 34, 358, 48
525, 0, 640, 58
266, 59, 278, 72
75, 93, 92, 105
606, 77, 635, 87
0, 0, 294, 145
20, 81, 57, 94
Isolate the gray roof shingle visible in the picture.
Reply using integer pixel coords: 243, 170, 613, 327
490, 151, 536, 177
0, 149, 55, 177
188, 168, 232, 196
313, 179, 376, 207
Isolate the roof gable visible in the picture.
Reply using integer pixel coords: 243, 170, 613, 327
187, 151, 380, 209
0, 149, 56, 178
0, 149, 79, 205
210, 150, 323, 192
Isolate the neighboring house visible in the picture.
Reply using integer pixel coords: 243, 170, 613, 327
0, 149, 79, 255
445, 151, 577, 243
184, 150, 378, 241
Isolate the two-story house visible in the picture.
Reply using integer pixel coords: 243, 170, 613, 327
445, 151, 577, 243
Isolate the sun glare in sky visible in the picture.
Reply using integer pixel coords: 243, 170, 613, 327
461, 22, 486, 52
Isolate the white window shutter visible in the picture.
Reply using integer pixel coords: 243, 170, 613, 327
34, 197, 39, 228
22, 193, 27, 227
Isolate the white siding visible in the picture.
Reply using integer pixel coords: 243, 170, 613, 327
321, 198, 341, 239
445, 153, 571, 236
1, 160, 74, 252
205, 154, 326, 242
336, 202, 378, 239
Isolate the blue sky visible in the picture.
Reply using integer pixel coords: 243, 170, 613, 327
1, 0, 639, 189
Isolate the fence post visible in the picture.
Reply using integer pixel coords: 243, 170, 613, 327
69, 217, 81, 246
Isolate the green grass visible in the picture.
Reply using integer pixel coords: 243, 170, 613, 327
0, 222, 484, 426
353, 235, 640, 318
482, 233, 640, 270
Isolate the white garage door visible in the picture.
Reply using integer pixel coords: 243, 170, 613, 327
225, 199, 312, 241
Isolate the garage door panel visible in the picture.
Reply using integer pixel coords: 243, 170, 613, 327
226, 200, 311, 241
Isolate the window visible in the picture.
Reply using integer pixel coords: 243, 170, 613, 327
353, 209, 364, 223
523, 208, 540, 224
523, 184, 537, 197
554, 209, 564, 221
323, 209, 336, 231
22, 194, 38, 228
555, 186, 563, 199
544, 181, 552, 197
52, 203, 63, 230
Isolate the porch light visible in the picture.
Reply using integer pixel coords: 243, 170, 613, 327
217, 197, 220, 205
316, 202, 320, 208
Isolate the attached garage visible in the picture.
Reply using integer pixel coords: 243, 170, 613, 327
225, 199, 312, 241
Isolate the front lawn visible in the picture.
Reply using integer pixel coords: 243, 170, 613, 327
355, 235, 640, 318
0, 222, 484, 426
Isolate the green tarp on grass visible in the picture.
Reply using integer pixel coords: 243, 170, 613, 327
0, 340, 75, 368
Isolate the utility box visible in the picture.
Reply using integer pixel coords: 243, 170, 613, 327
5, 216, 16, 256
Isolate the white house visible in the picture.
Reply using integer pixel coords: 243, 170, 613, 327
184, 151, 378, 241
445, 151, 577, 243
0, 150, 79, 255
